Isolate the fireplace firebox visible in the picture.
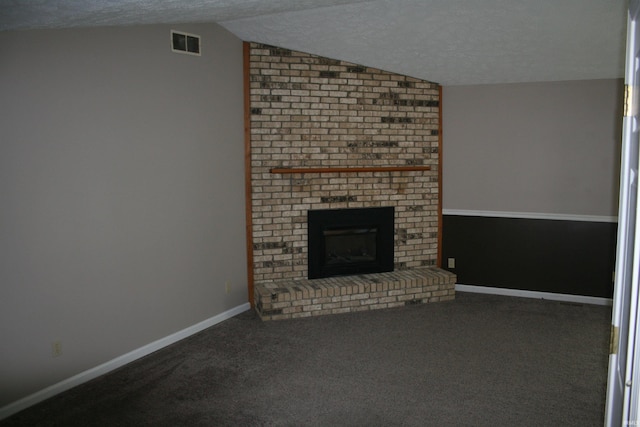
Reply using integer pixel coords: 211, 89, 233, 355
308, 207, 394, 279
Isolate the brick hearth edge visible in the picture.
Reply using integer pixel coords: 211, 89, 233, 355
255, 267, 456, 320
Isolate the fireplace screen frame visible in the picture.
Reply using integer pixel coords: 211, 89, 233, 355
308, 207, 394, 279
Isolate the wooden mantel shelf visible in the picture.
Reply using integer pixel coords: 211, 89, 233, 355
270, 165, 431, 174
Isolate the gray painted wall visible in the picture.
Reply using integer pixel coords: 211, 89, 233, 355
442, 79, 623, 217
0, 23, 246, 407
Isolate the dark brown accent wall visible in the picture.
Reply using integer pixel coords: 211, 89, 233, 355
442, 215, 616, 298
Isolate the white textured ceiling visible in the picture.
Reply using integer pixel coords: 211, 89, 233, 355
0, 0, 628, 86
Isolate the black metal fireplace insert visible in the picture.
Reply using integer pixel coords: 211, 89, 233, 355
308, 207, 394, 279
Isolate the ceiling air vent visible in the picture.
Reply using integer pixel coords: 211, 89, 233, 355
171, 30, 200, 56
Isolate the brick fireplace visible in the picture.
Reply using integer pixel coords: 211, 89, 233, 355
245, 42, 455, 320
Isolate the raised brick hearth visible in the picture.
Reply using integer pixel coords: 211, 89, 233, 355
255, 267, 455, 320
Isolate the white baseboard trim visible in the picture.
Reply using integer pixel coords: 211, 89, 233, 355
455, 284, 613, 306
0, 302, 251, 421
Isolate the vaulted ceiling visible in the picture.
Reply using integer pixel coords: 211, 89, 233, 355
0, 0, 628, 85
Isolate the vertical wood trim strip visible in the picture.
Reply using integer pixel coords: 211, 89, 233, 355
437, 85, 443, 268
243, 42, 255, 307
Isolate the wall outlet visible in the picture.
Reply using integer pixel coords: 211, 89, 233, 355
447, 258, 456, 269
52, 341, 62, 358
225, 281, 232, 294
